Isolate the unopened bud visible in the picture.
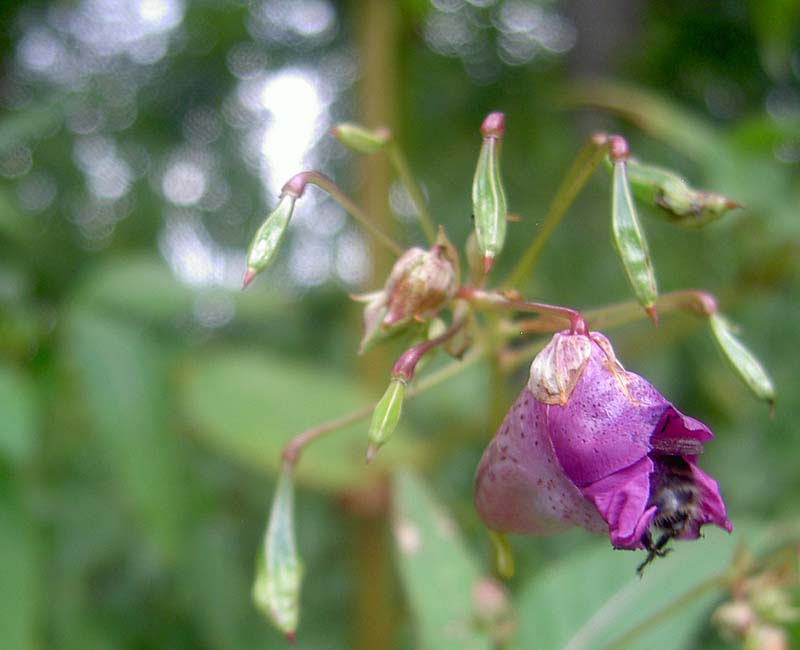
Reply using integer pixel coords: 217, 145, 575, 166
746, 625, 789, 650
712, 601, 756, 640
626, 158, 739, 227
331, 123, 391, 154
366, 379, 405, 462
472, 112, 508, 272
243, 193, 297, 287
253, 465, 304, 639
709, 314, 775, 408
610, 154, 659, 317
472, 577, 516, 642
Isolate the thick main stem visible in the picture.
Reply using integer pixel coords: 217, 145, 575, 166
503, 135, 610, 289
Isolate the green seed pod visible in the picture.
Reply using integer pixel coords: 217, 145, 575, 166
472, 112, 508, 273
253, 465, 304, 640
331, 123, 391, 154
709, 313, 775, 408
366, 378, 405, 463
626, 158, 739, 228
611, 155, 659, 318
243, 193, 297, 287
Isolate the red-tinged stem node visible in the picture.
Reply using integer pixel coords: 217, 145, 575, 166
481, 111, 505, 138
390, 318, 467, 382
242, 268, 256, 290
285, 631, 296, 645
281, 171, 315, 198
608, 135, 630, 162
645, 305, 659, 326
483, 254, 494, 274
365, 443, 379, 465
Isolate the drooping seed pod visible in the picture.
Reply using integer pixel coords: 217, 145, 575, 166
253, 465, 304, 641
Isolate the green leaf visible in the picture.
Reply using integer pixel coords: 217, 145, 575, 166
392, 470, 492, 650
63, 308, 190, 559
563, 80, 723, 165
75, 255, 290, 328
514, 522, 790, 650
0, 363, 37, 464
0, 99, 62, 152
178, 350, 427, 491
0, 481, 41, 650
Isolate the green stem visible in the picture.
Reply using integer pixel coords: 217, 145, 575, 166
281, 345, 485, 467
286, 171, 404, 256
601, 575, 725, 650
388, 144, 437, 244
503, 135, 610, 289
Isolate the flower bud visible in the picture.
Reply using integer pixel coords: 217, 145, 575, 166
253, 465, 304, 640
331, 123, 391, 154
472, 112, 508, 273
366, 378, 405, 463
610, 154, 659, 318
710, 314, 775, 408
471, 577, 516, 642
354, 229, 459, 353
626, 158, 739, 227
475, 330, 731, 566
243, 193, 297, 288
713, 601, 756, 640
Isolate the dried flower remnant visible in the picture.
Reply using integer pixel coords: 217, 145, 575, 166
474, 330, 731, 570
625, 157, 740, 227
353, 227, 459, 353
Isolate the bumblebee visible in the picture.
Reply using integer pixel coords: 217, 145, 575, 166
637, 455, 701, 576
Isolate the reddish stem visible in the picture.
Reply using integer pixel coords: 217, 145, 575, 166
458, 287, 587, 336
390, 318, 466, 381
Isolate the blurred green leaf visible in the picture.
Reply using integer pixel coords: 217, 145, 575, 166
178, 350, 427, 491
63, 308, 190, 559
750, 0, 800, 78
0, 363, 37, 464
178, 518, 254, 650
0, 100, 61, 153
0, 482, 41, 650
514, 522, 796, 650
562, 80, 723, 164
76, 255, 291, 327
392, 470, 491, 650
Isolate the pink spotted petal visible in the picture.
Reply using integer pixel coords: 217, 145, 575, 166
580, 456, 658, 549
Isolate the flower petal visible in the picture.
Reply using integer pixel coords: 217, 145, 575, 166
474, 389, 605, 535
580, 456, 656, 549
681, 461, 732, 539
546, 345, 668, 487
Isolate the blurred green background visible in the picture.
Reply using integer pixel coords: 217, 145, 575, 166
1, 1, 798, 648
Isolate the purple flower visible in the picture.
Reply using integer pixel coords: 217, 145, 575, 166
474, 330, 731, 561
